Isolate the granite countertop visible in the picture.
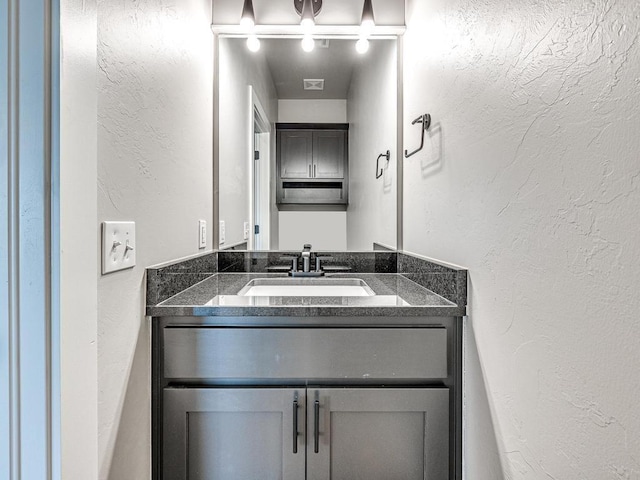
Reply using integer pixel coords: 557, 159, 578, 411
146, 272, 465, 317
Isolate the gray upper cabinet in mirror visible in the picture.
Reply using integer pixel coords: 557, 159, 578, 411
216, 36, 398, 252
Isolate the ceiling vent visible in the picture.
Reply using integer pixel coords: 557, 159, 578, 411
304, 79, 325, 90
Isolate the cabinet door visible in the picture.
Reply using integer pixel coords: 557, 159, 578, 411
307, 388, 449, 480
163, 388, 306, 480
312, 131, 346, 178
279, 130, 313, 178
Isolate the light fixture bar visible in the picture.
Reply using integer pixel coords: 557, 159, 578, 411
212, 25, 405, 36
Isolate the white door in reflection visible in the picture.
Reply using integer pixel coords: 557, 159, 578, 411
252, 93, 271, 250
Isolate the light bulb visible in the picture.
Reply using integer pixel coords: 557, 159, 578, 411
301, 35, 315, 53
240, 0, 256, 30
360, 0, 375, 36
240, 16, 255, 29
246, 35, 261, 52
301, 17, 315, 31
300, 0, 315, 32
360, 18, 375, 36
355, 38, 369, 54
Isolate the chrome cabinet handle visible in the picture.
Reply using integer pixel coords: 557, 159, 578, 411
313, 164, 316, 177
314, 399, 320, 453
293, 398, 299, 454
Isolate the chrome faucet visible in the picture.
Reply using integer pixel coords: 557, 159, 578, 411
287, 244, 325, 277
301, 244, 312, 273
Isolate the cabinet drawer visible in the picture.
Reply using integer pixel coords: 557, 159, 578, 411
163, 327, 447, 381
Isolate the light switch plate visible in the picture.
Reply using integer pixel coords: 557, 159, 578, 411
219, 220, 225, 245
243, 221, 250, 240
198, 220, 207, 249
102, 221, 136, 274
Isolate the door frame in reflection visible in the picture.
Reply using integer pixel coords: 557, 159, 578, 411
250, 87, 272, 250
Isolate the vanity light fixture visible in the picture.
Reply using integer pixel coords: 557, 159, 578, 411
240, 0, 256, 29
360, 0, 375, 35
296, 0, 322, 31
241, 0, 260, 52
356, 0, 375, 54
296, 0, 321, 52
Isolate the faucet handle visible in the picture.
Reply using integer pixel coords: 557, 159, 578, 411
303, 243, 312, 251
279, 255, 299, 272
315, 256, 333, 272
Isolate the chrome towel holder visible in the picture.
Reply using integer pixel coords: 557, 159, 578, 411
376, 150, 390, 179
404, 113, 432, 158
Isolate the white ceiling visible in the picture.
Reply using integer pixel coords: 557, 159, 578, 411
262, 38, 363, 99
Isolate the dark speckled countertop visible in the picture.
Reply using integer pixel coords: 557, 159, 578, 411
146, 251, 467, 317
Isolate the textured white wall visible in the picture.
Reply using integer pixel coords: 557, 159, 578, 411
219, 38, 278, 248
60, 0, 99, 478
347, 40, 397, 250
278, 211, 347, 251
403, 0, 640, 478
278, 99, 347, 123
96, 0, 213, 478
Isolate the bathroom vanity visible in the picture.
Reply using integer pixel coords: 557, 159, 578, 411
147, 250, 466, 480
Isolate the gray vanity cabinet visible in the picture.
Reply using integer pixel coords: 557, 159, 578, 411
162, 387, 448, 480
162, 388, 306, 480
308, 387, 449, 480
154, 321, 458, 480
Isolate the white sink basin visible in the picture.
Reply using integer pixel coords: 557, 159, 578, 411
238, 278, 375, 297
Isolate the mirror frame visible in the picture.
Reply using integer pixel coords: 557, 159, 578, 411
212, 26, 404, 251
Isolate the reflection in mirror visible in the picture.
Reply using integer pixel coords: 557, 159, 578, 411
217, 36, 397, 251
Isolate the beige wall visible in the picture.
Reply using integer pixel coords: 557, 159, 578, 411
347, 40, 397, 251
403, 0, 640, 478
96, 0, 213, 478
278, 211, 347, 251
278, 99, 347, 124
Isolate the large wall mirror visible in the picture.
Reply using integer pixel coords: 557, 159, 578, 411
215, 34, 401, 251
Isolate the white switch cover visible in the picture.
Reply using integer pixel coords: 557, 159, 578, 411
198, 220, 207, 249
102, 221, 136, 274
219, 220, 225, 245
243, 221, 250, 240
